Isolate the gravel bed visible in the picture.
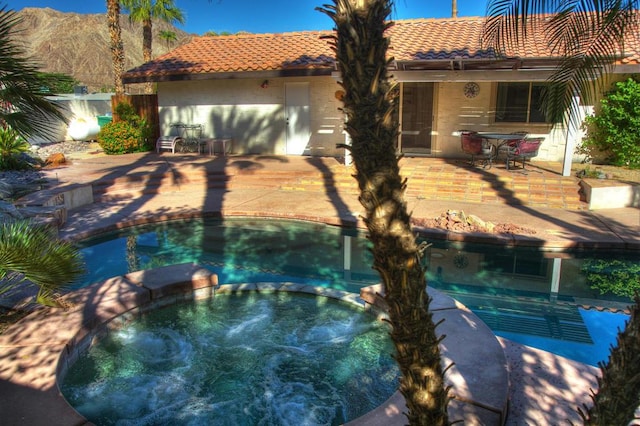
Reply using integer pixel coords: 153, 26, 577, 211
1, 141, 98, 189
31, 140, 98, 158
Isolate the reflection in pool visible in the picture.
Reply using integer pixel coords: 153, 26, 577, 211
61, 292, 398, 425
75, 218, 637, 366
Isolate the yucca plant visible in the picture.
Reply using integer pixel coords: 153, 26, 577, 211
318, 1, 450, 424
0, 220, 85, 307
0, 126, 34, 170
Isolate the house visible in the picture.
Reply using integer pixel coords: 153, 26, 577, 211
121, 16, 640, 168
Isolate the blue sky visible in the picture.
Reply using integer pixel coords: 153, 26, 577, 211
10, 1, 487, 35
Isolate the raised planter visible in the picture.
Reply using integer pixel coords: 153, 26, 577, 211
579, 178, 640, 210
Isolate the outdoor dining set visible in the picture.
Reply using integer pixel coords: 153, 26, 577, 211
460, 130, 544, 172
156, 123, 233, 156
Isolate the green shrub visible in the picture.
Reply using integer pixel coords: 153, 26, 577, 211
580, 78, 640, 168
582, 258, 640, 298
0, 127, 38, 170
97, 102, 152, 155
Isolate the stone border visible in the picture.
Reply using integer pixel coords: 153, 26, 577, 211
0, 263, 508, 425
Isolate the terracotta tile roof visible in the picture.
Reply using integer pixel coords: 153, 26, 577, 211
123, 30, 335, 81
122, 16, 639, 82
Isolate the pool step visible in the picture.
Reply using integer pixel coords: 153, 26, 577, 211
475, 310, 593, 344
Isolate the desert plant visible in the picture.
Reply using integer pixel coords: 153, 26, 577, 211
35, 71, 79, 94
98, 120, 150, 154
0, 126, 37, 170
113, 102, 140, 126
0, 220, 85, 307
580, 78, 640, 168
98, 102, 152, 154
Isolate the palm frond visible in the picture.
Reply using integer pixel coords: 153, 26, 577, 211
484, 0, 639, 128
0, 220, 85, 306
0, 4, 67, 139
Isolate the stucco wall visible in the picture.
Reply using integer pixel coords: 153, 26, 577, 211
157, 76, 623, 163
157, 77, 345, 156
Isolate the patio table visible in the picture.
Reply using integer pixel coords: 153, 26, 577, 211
200, 137, 233, 156
476, 132, 526, 158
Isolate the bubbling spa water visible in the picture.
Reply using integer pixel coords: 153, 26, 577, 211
61, 292, 399, 425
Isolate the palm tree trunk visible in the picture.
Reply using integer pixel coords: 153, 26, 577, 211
579, 295, 640, 425
107, 0, 125, 95
318, 0, 450, 424
142, 18, 153, 94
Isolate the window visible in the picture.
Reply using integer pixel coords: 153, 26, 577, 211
495, 82, 548, 123
483, 253, 549, 278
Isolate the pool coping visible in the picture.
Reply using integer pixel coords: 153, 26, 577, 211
0, 263, 508, 425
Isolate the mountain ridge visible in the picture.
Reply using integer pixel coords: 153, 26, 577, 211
12, 7, 194, 93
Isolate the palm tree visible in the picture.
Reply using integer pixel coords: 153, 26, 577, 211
484, 2, 640, 424
483, 0, 639, 126
0, 220, 85, 307
121, 0, 185, 94
318, 0, 450, 424
0, 4, 67, 140
158, 29, 177, 50
106, 0, 125, 95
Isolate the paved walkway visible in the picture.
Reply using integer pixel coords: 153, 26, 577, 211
6, 150, 640, 425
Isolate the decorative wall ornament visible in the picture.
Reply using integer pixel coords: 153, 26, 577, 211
453, 253, 469, 269
463, 82, 480, 98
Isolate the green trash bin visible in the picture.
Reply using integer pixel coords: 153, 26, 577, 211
97, 115, 113, 128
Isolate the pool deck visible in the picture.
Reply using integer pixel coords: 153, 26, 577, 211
3, 150, 639, 425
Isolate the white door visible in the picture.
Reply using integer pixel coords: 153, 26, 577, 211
285, 82, 310, 155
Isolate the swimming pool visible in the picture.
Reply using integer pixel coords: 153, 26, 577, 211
74, 217, 637, 366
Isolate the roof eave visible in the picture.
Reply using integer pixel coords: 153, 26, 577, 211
122, 67, 335, 84
393, 56, 565, 71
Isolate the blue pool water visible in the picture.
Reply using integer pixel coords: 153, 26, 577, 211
61, 292, 398, 425
74, 217, 637, 366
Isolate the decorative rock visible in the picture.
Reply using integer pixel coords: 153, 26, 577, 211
0, 200, 24, 221
467, 214, 495, 233
45, 152, 66, 167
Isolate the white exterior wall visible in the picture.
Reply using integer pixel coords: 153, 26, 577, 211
27, 93, 113, 145
156, 75, 619, 163
157, 76, 344, 156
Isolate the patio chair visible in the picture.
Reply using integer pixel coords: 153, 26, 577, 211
460, 131, 495, 169
178, 124, 202, 153
500, 137, 544, 171
156, 123, 185, 154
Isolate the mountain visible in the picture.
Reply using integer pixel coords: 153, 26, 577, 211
13, 7, 193, 93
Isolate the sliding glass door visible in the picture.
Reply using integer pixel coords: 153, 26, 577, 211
400, 82, 434, 155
